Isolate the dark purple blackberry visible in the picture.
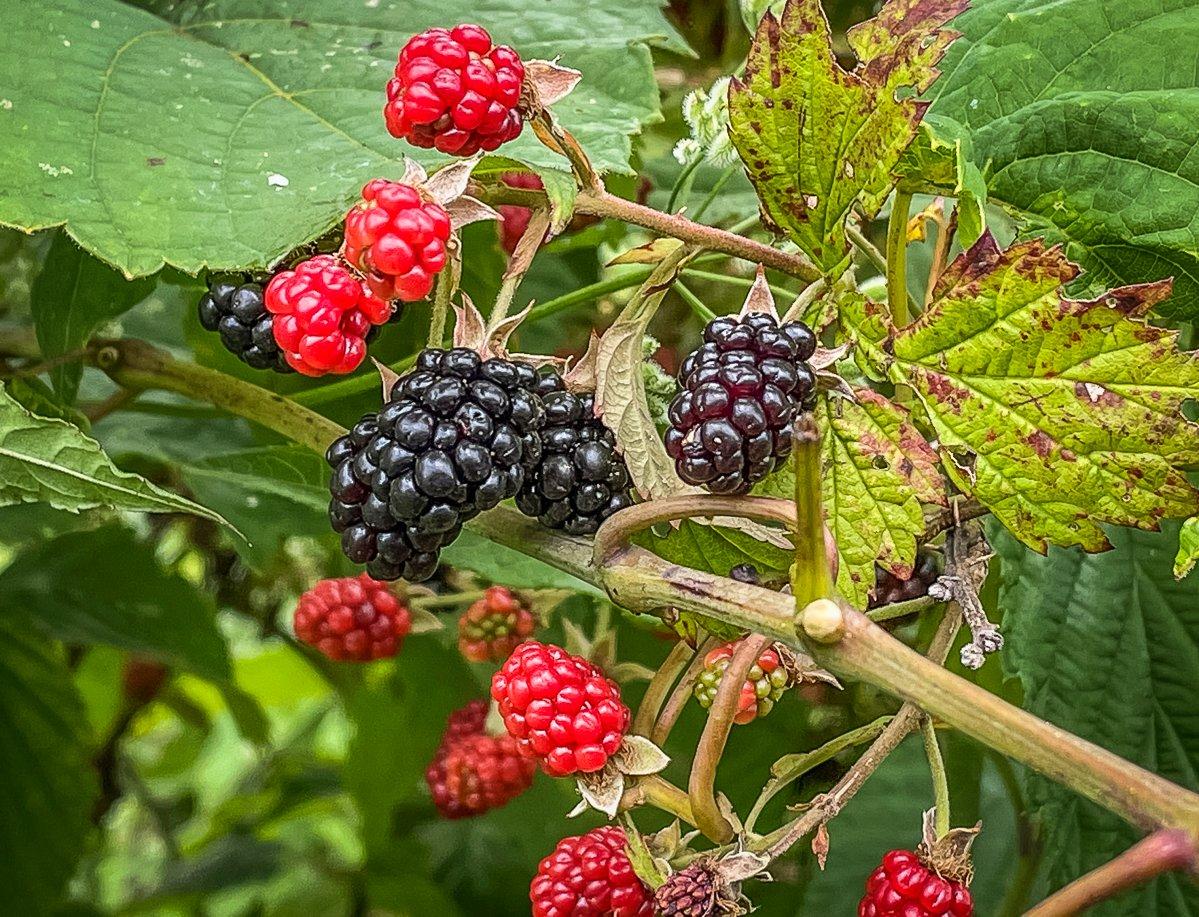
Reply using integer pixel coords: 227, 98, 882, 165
664, 313, 816, 494
515, 372, 634, 535
326, 347, 545, 581
729, 563, 760, 584
868, 549, 942, 608
197, 275, 292, 373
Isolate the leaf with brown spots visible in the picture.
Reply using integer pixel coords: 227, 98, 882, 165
728, 0, 965, 273
853, 232, 1199, 552
757, 390, 945, 606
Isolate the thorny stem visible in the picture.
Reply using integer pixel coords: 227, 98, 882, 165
922, 715, 951, 838
886, 190, 914, 327
653, 636, 720, 746
633, 639, 696, 737
475, 183, 823, 283
759, 605, 962, 859
1024, 829, 1198, 917
689, 633, 771, 842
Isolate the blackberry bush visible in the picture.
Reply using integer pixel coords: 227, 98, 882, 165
326, 347, 545, 581
515, 372, 634, 535
665, 312, 816, 494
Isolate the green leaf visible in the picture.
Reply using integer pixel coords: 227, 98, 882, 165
927, 0, 1199, 319
851, 233, 1199, 553
997, 522, 1199, 914
728, 0, 965, 273
758, 390, 945, 607
895, 115, 987, 247
0, 383, 233, 529
30, 232, 154, 402
0, 0, 685, 277
0, 616, 96, 913
0, 525, 231, 680
632, 518, 791, 577
442, 528, 603, 597
1176, 517, 1199, 578
179, 446, 331, 568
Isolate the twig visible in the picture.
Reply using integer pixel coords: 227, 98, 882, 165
633, 639, 696, 736
475, 183, 823, 283
0, 346, 90, 380
689, 634, 771, 842
85, 387, 138, 423
886, 190, 914, 327
409, 589, 487, 611
653, 636, 720, 746
1024, 829, 1198, 917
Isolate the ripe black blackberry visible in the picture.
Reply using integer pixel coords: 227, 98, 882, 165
665, 313, 816, 494
869, 549, 942, 608
198, 275, 292, 373
515, 372, 634, 535
326, 347, 545, 581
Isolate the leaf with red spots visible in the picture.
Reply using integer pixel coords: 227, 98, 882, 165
728, 0, 966, 273
757, 389, 946, 606
852, 232, 1199, 552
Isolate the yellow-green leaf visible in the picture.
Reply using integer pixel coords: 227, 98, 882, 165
728, 0, 965, 273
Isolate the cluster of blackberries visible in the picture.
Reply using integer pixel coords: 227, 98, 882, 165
326, 348, 545, 581
515, 374, 634, 535
665, 313, 816, 494
326, 349, 635, 581
198, 276, 292, 373
869, 550, 942, 608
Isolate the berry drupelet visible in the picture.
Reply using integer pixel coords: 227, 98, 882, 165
385, 24, 525, 156
530, 826, 654, 917
515, 372, 635, 535
665, 313, 817, 494
326, 348, 545, 582
342, 178, 451, 302
458, 585, 537, 663
197, 275, 293, 373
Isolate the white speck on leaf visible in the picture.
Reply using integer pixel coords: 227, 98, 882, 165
844, 161, 854, 178
38, 162, 74, 177
62, 39, 71, 47
804, 193, 818, 209
0, 99, 12, 111
1082, 382, 1105, 403
245, 495, 259, 508
90, 19, 100, 29
267, 172, 290, 188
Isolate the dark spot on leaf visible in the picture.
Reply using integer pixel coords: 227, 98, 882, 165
146, 157, 165, 167
1024, 431, 1054, 459
289, 18, 309, 28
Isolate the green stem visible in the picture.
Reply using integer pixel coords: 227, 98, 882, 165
867, 594, 938, 624
922, 715, 951, 838
681, 268, 797, 303
691, 164, 739, 223
526, 271, 654, 324
846, 221, 888, 276
791, 416, 834, 606
621, 773, 697, 828
409, 590, 487, 610
653, 636, 720, 746
675, 281, 717, 322
428, 268, 453, 347
633, 639, 695, 736
886, 190, 914, 327
666, 155, 704, 214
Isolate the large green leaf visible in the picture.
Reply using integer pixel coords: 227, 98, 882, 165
30, 232, 154, 402
0, 383, 232, 528
997, 523, 1199, 914
179, 445, 331, 567
728, 0, 965, 273
0, 0, 685, 277
0, 616, 96, 913
928, 0, 1199, 319
0, 526, 231, 680
850, 233, 1199, 553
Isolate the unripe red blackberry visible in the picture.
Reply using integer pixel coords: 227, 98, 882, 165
491, 640, 629, 777
694, 639, 790, 725
515, 372, 635, 535
121, 657, 169, 705
859, 850, 973, 917
665, 313, 816, 493
458, 585, 536, 662
426, 730, 536, 819
530, 826, 654, 917
326, 348, 545, 582
385, 25, 525, 156
498, 171, 543, 255
442, 698, 489, 744
292, 573, 411, 661
265, 255, 393, 376
343, 179, 452, 302
197, 275, 293, 373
